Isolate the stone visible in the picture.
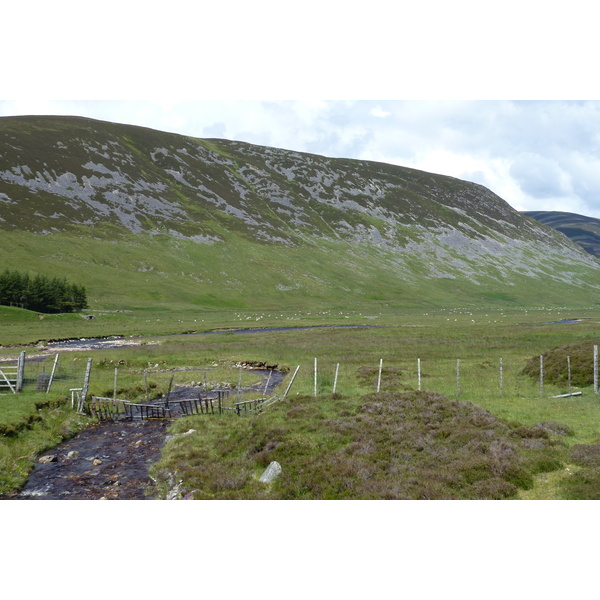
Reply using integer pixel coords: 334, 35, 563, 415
93, 458, 103, 466
67, 451, 80, 459
38, 455, 57, 464
259, 461, 282, 483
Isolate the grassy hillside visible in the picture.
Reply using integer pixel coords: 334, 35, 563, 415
1, 115, 600, 314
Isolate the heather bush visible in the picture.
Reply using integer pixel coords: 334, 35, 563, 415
154, 389, 568, 499
569, 443, 600, 467
536, 421, 575, 437
522, 340, 600, 387
356, 365, 411, 392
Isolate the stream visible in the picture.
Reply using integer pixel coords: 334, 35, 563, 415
2, 369, 285, 500
46, 323, 375, 352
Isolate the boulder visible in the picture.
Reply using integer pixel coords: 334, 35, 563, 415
38, 455, 57, 464
259, 461, 282, 483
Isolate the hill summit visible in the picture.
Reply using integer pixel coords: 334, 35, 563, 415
1, 115, 599, 310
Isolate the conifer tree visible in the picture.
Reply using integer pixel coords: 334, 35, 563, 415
0, 269, 88, 313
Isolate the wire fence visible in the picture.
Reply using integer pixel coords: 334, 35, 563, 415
307, 347, 600, 400
21, 354, 90, 396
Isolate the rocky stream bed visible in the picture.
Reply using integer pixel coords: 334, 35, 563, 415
2, 369, 285, 500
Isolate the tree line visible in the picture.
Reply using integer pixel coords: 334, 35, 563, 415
0, 269, 88, 313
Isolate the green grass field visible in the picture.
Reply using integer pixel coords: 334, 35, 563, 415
2, 304, 600, 498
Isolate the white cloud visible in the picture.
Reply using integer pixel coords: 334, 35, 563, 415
370, 107, 391, 118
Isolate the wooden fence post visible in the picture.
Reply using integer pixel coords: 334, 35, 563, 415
263, 370, 272, 396
540, 355, 544, 396
417, 358, 421, 391
283, 365, 300, 399
144, 369, 149, 402
165, 374, 174, 408
16, 350, 25, 393
499, 357, 503, 396
80, 358, 93, 412
377, 359, 383, 393
456, 359, 460, 398
314, 358, 317, 398
594, 346, 598, 395
333, 363, 340, 395
46, 353, 60, 393
114, 368, 118, 400
567, 356, 571, 393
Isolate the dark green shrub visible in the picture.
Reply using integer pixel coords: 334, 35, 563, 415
559, 467, 600, 499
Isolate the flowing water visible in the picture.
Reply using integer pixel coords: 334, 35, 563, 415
2, 370, 285, 500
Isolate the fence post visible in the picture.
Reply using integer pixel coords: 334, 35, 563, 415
144, 369, 149, 402
16, 350, 25, 393
165, 374, 174, 408
456, 359, 460, 398
283, 365, 300, 399
377, 359, 383, 393
46, 353, 60, 394
417, 358, 421, 391
80, 358, 93, 412
114, 368, 118, 400
540, 355, 544, 396
333, 363, 340, 395
263, 370, 272, 396
499, 357, 503, 396
567, 356, 571, 393
314, 358, 317, 398
594, 346, 598, 395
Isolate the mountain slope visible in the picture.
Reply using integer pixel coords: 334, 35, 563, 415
523, 210, 600, 258
1, 115, 599, 310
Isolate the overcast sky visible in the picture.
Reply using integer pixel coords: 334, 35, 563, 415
3, 2, 600, 218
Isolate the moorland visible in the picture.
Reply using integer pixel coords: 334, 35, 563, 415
2, 115, 600, 499
2, 303, 600, 500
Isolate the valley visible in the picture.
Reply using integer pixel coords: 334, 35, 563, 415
2, 115, 600, 499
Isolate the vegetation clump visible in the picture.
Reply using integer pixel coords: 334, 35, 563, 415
153, 390, 568, 500
356, 365, 412, 392
521, 340, 600, 387
558, 442, 600, 499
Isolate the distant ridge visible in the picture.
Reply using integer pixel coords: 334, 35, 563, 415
523, 211, 600, 258
1, 115, 600, 310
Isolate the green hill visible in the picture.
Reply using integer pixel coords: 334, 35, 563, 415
523, 210, 600, 258
1, 115, 600, 311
